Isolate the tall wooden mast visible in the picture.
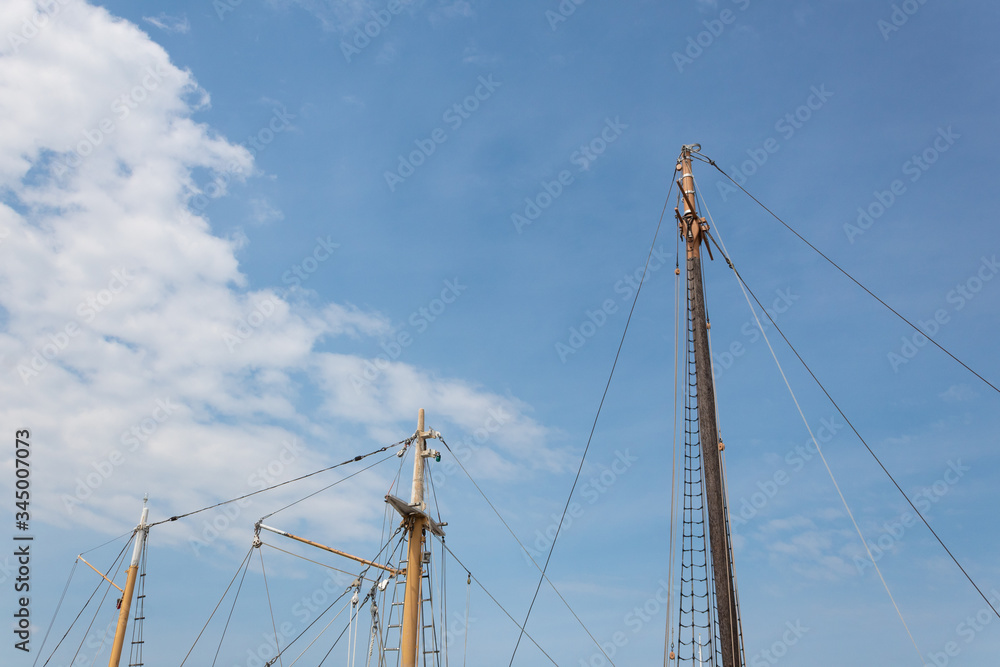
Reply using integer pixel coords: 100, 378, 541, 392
108, 501, 149, 667
400, 409, 431, 667
676, 145, 743, 667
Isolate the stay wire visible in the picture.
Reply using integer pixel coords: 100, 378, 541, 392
664, 208, 682, 667
695, 152, 1000, 397
437, 437, 605, 660
32, 558, 78, 667
464, 568, 472, 667
273, 589, 352, 665
148, 438, 412, 528
179, 545, 255, 667
434, 538, 559, 666
691, 168, 1000, 622
723, 250, 1000, 622
286, 598, 352, 667
39, 538, 131, 667
69, 535, 132, 667
507, 181, 673, 667
210, 549, 253, 667
265, 524, 407, 666
258, 453, 397, 522
316, 602, 363, 667
261, 543, 379, 583
712, 245, 926, 664
259, 549, 285, 667
79, 529, 135, 556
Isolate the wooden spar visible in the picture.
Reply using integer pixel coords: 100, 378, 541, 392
78, 556, 123, 592
108, 502, 149, 667
677, 145, 743, 667
256, 524, 404, 575
401, 409, 429, 667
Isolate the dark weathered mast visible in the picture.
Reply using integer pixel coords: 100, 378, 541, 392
676, 145, 742, 667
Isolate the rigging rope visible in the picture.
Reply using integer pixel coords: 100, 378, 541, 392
664, 183, 682, 667
434, 538, 559, 667
32, 558, 78, 667
699, 189, 927, 665
257, 453, 397, 522
288, 595, 352, 667
261, 542, 379, 582
148, 439, 412, 529
280, 591, 352, 666
693, 153, 1000, 397
179, 545, 255, 667
39, 538, 132, 667
437, 436, 605, 659
87, 617, 117, 667
507, 187, 673, 667
259, 548, 284, 667
463, 571, 471, 667
80, 529, 135, 556
264, 526, 406, 666
68, 535, 132, 667
693, 170, 1000, 624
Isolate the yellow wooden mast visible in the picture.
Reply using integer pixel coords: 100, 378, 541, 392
108, 501, 149, 667
400, 408, 430, 667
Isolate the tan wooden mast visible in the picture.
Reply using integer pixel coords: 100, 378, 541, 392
108, 501, 149, 667
400, 408, 436, 667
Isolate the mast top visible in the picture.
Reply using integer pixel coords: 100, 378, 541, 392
676, 145, 710, 260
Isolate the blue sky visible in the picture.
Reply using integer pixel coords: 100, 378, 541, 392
2, 0, 1000, 665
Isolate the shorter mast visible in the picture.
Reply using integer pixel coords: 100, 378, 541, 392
397, 409, 442, 667
108, 500, 150, 667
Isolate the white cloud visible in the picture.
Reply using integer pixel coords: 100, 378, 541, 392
0, 0, 561, 543
940, 384, 976, 403
143, 12, 191, 34
249, 197, 285, 225
268, 0, 382, 33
